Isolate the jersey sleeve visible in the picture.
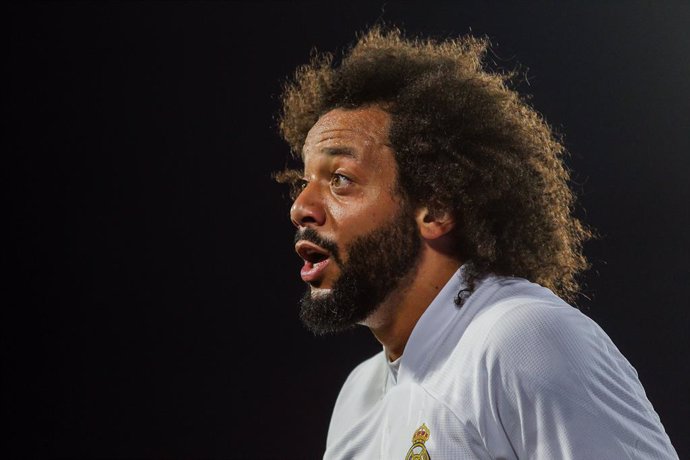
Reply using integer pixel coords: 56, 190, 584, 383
481, 301, 679, 459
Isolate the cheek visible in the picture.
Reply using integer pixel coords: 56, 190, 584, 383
335, 187, 397, 219
330, 202, 390, 233
326, 182, 401, 240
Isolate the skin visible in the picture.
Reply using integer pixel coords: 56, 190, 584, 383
290, 106, 462, 361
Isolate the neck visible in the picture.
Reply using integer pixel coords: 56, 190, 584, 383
363, 247, 461, 361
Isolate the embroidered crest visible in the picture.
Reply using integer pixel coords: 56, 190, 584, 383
404, 423, 431, 460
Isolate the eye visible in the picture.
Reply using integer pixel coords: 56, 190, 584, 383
330, 173, 352, 189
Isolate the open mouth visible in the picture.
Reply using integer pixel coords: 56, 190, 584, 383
295, 241, 332, 283
296, 241, 330, 263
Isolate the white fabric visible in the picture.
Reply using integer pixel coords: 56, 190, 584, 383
324, 269, 678, 459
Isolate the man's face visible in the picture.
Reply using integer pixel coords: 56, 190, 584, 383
290, 107, 422, 334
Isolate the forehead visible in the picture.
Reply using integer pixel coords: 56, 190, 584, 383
302, 106, 392, 161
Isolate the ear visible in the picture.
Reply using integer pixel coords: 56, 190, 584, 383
415, 207, 455, 240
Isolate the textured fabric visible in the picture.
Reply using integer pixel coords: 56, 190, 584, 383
324, 269, 678, 459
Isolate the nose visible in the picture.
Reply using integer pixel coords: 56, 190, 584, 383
290, 181, 326, 228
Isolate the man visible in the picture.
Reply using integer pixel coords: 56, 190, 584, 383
275, 26, 678, 459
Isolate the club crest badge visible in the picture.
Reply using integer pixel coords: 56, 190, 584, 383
404, 423, 431, 460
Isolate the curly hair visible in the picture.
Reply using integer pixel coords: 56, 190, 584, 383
277, 26, 593, 303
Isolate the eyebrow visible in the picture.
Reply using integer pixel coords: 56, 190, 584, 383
322, 146, 358, 159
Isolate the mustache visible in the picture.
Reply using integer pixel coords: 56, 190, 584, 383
294, 228, 341, 262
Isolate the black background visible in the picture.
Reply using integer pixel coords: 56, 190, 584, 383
5, 1, 689, 459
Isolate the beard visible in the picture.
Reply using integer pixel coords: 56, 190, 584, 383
297, 204, 422, 335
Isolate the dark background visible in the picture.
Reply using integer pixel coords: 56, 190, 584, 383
5, 1, 689, 459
